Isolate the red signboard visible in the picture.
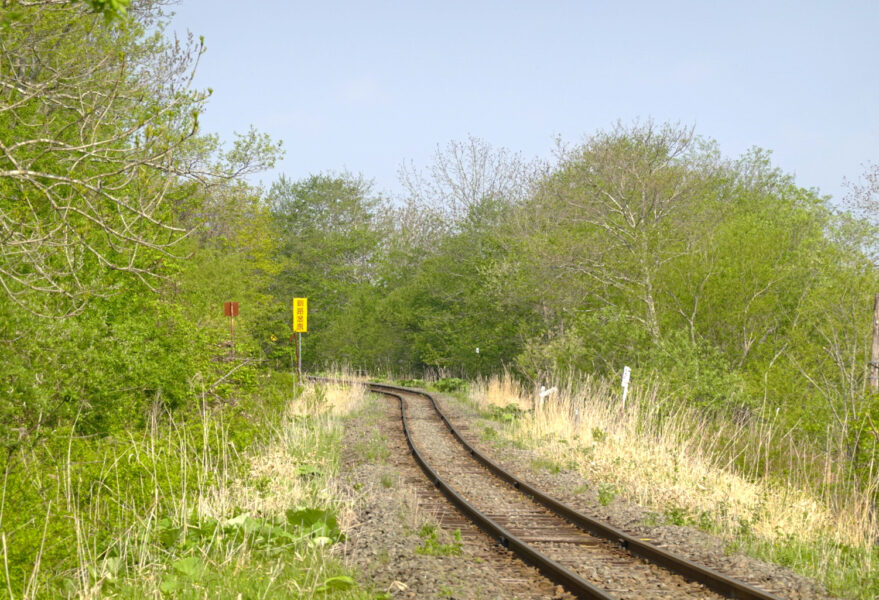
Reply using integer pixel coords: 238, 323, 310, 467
224, 301, 239, 317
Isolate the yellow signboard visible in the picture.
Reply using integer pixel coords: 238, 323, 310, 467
293, 298, 308, 332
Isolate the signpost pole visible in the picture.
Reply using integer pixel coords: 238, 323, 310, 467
297, 332, 302, 378
293, 332, 299, 379
224, 302, 239, 360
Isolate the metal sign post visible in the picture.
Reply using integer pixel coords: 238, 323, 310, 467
293, 333, 300, 378
293, 298, 308, 379
224, 301, 239, 358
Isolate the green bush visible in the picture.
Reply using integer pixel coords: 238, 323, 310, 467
432, 377, 467, 393
647, 330, 747, 409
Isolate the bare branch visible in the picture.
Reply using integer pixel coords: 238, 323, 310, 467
0, 3, 226, 316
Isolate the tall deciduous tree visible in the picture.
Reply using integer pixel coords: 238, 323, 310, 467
520, 121, 723, 343
398, 135, 534, 231
0, 1, 275, 316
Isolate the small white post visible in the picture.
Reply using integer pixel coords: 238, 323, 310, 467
621, 366, 631, 410
538, 385, 557, 409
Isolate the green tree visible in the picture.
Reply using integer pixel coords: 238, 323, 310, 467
0, 1, 279, 316
0, 1, 281, 441
522, 121, 724, 344
263, 173, 388, 368
386, 138, 539, 376
385, 195, 532, 375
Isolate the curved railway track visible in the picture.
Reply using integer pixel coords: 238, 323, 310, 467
324, 378, 788, 600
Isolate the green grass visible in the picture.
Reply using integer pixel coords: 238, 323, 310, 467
531, 456, 563, 474
396, 378, 425, 388
482, 403, 525, 423
480, 425, 500, 443
353, 432, 390, 464
731, 533, 879, 599
414, 524, 463, 556
0, 370, 376, 599
380, 471, 395, 488
597, 482, 617, 506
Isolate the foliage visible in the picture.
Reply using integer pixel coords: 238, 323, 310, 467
484, 404, 525, 423
0, 1, 280, 317
646, 330, 746, 409
397, 378, 426, 388
0, 374, 374, 598
82, 0, 130, 19
414, 524, 463, 557
1, 2, 195, 315
254, 129, 879, 500
260, 173, 396, 370
432, 377, 468, 393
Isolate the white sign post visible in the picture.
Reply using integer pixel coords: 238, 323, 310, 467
539, 386, 558, 399
538, 385, 557, 409
621, 366, 631, 410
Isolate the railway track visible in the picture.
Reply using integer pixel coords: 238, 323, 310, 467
325, 378, 788, 600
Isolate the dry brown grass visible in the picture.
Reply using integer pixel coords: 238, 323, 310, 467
205, 380, 367, 521
468, 372, 879, 589
471, 370, 532, 412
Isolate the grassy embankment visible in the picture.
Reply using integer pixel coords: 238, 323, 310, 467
439, 372, 878, 600
0, 372, 379, 599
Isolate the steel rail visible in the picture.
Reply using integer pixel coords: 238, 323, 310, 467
391, 387, 616, 600
365, 381, 784, 600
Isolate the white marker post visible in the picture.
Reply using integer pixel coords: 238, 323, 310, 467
621, 366, 631, 410
538, 385, 557, 409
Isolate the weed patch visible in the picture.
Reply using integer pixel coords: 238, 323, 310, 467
531, 456, 563, 474
380, 472, 396, 489
415, 524, 463, 556
484, 404, 525, 423
597, 483, 617, 506
432, 378, 467, 393
353, 432, 390, 464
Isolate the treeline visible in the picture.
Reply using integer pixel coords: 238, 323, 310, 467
260, 128, 879, 471
0, 4, 289, 591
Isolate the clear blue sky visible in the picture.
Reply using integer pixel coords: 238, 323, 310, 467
170, 1, 878, 203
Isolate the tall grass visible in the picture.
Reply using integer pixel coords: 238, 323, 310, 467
469, 371, 879, 598
0, 371, 372, 599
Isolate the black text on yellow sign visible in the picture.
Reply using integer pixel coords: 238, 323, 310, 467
293, 298, 308, 332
